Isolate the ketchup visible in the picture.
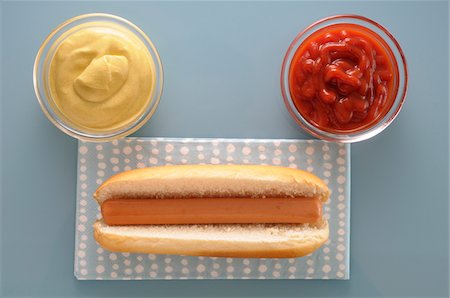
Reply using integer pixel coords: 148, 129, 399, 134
288, 24, 399, 132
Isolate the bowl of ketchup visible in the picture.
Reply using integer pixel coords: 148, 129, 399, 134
281, 15, 408, 142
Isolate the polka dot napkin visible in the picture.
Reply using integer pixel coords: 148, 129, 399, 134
75, 138, 350, 280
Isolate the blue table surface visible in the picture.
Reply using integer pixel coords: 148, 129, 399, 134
1, 1, 449, 297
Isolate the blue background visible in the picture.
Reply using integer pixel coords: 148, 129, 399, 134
1, 1, 449, 297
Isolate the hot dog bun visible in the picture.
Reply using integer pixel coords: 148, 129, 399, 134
94, 165, 330, 204
94, 219, 329, 258
93, 165, 330, 258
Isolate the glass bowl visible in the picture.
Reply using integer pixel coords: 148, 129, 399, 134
281, 15, 408, 143
33, 13, 163, 142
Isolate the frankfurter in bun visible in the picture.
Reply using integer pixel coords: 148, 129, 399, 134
93, 165, 330, 258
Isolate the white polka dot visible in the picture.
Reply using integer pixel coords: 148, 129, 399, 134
323, 247, 330, 253
136, 154, 143, 160
109, 253, 117, 261
243, 259, 250, 265
212, 140, 219, 146
80, 200, 87, 206
337, 157, 345, 165
338, 236, 344, 242
274, 149, 282, 155
213, 263, 220, 269
148, 254, 156, 260
196, 145, 204, 151
322, 265, 331, 273
80, 268, 88, 275
165, 144, 174, 153
307, 268, 314, 274
288, 156, 295, 162
259, 154, 266, 160
110, 157, 119, 164
337, 244, 346, 251
243, 159, 249, 164
149, 271, 157, 278
336, 271, 344, 278
272, 157, 281, 165
78, 251, 86, 258
182, 268, 189, 274
181, 159, 187, 164
79, 242, 86, 249
324, 163, 332, 170
339, 212, 345, 219
258, 145, 266, 152
112, 148, 120, 154
339, 264, 346, 270
336, 254, 344, 262
181, 259, 188, 266
338, 229, 345, 235
137, 162, 145, 168
339, 221, 345, 227
337, 175, 346, 184
226, 258, 233, 263
95, 247, 103, 254
289, 163, 298, 169
122, 146, 132, 155
226, 266, 234, 273
97, 153, 104, 160
243, 267, 251, 274
242, 146, 251, 155
80, 165, 87, 172
323, 154, 330, 160
79, 158, 86, 163
151, 263, 158, 270
338, 194, 345, 201
97, 170, 105, 177
306, 166, 313, 172
288, 266, 296, 273
210, 271, 219, 277
81, 183, 87, 190
77, 224, 85, 232
180, 147, 189, 155
288, 144, 297, 153
306, 259, 313, 266
213, 148, 220, 156
149, 157, 158, 164
272, 271, 280, 277
79, 215, 87, 223
165, 156, 172, 162
210, 157, 220, 164
98, 162, 106, 169
305, 146, 314, 155
79, 174, 87, 181
112, 166, 119, 172
79, 146, 88, 154
81, 235, 88, 241
197, 264, 206, 273
324, 256, 330, 261
226, 156, 233, 162
124, 260, 131, 266
96, 265, 105, 274
258, 265, 267, 273
124, 268, 132, 275
80, 260, 86, 266
96, 179, 102, 185
226, 144, 235, 153
134, 264, 144, 273
111, 272, 118, 278
197, 153, 205, 160
324, 171, 331, 177
288, 258, 295, 264
164, 257, 171, 263
339, 166, 346, 173
274, 263, 282, 269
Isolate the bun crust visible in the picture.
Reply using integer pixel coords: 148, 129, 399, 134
94, 165, 330, 204
93, 219, 329, 258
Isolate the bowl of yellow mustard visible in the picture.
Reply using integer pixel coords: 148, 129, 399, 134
33, 13, 163, 141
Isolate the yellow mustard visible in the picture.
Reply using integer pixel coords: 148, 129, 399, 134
49, 22, 155, 131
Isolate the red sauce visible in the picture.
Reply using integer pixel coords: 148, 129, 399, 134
289, 24, 399, 132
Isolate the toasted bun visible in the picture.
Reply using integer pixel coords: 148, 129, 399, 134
94, 165, 330, 205
93, 219, 329, 258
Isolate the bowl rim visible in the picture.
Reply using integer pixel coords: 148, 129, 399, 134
280, 14, 408, 143
33, 13, 164, 142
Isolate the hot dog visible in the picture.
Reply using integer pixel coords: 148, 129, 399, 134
93, 165, 330, 258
